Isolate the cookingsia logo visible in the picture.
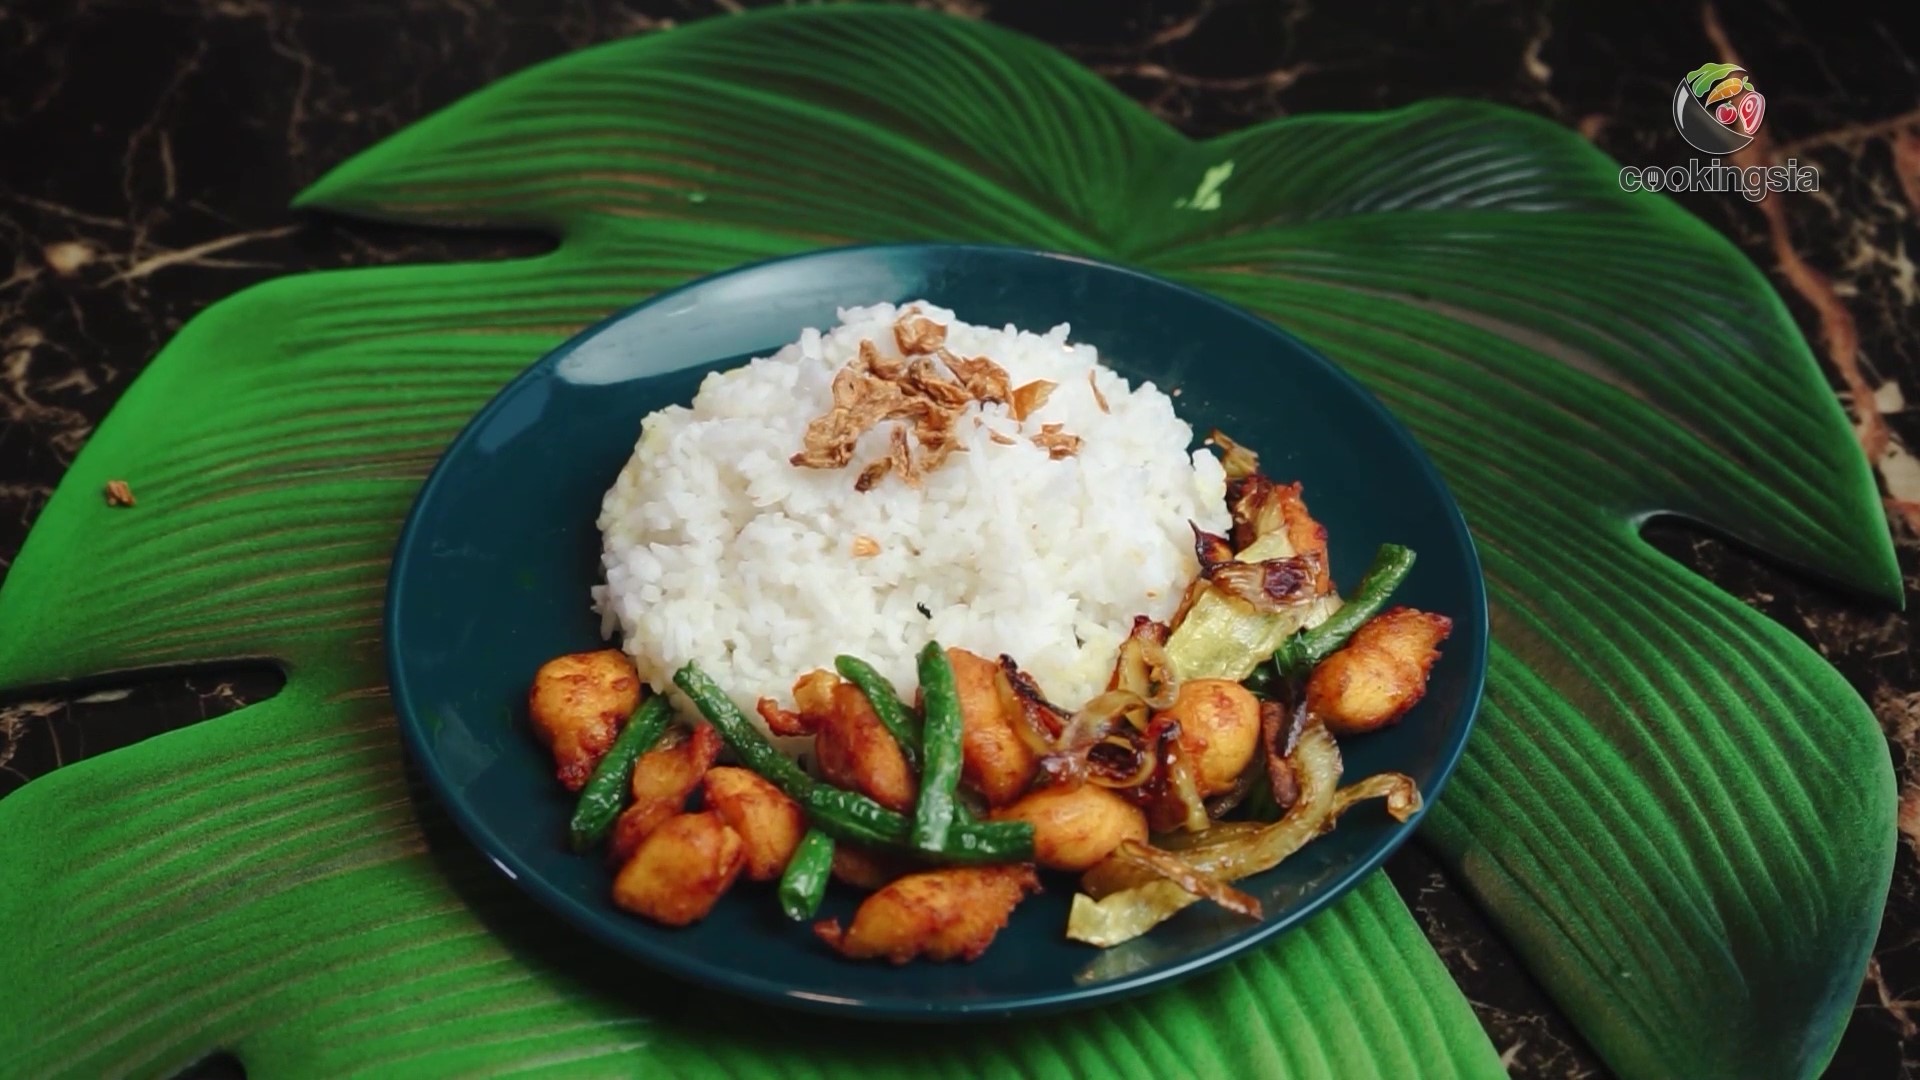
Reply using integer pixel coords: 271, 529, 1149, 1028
1617, 62, 1818, 202
1673, 62, 1764, 152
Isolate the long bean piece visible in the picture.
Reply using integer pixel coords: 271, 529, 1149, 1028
910, 642, 965, 852
673, 663, 1031, 862
778, 828, 835, 920
834, 654, 922, 771
835, 652, 981, 825
567, 694, 673, 852
1274, 544, 1415, 680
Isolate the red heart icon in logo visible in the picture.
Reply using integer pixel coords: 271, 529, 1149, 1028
1715, 102, 1737, 125
1737, 91, 1765, 135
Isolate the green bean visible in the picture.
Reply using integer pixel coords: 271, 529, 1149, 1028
567, 694, 672, 853
833, 653, 978, 824
1275, 544, 1416, 681
1241, 660, 1278, 698
910, 642, 964, 853
833, 654, 922, 772
778, 828, 836, 921
672, 662, 1032, 861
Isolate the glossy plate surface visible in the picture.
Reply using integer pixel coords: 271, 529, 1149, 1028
386, 243, 1487, 1019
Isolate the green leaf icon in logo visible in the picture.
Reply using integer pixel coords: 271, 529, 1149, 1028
1685, 62, 1744, 98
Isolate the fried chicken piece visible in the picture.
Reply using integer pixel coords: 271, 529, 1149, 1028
1306, 607, 1452, 736
947, 647, 1040, 807
816, 680, 918, 812
793, 669, 840, 722
1273, 482, 1330, 592
613, 811, 745, 927
992, 783, 1147, 873
609, 724, 724, 862
702, 766, 805, 881
830, 844, 912, 890
527, 650, 642, 791
1157, 678, 1262, 795
756, 698, 812, 737
813, 864, 1041, 963
757, 668, 842, 736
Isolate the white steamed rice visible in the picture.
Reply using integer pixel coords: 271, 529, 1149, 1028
594, 301, 1228, 732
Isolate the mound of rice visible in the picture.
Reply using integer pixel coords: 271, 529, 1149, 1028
595, 301, 1228, 730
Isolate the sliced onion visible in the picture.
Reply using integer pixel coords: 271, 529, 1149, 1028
1260, 696, 1304, 814
1167, 577, 1208, 633
1039, 689, 1149, 788
1208, 429, 1261, 481
993, 667, 1058, 758
1204, 770, 1254, 819
1228, 472, 1288, 549
1113, 840, 1260, 920
1059, 690, 1150, 746
1150, 820, 1267, 854
1085, 735, 1156, 788
1190, 518, 1323, 616
1109, 619, 1179, 711
1160, 723, 1211, 834
1330, 772, 1422, 822
1205, 554, 1320, 614
995, 654, 1070, 768
1069, 720, 1347, 945
1190, 522, 1236, 571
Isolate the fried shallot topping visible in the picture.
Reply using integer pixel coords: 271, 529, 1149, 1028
795, 359, 923, 471
906, 356, 973, 409
1010, 379, 1056, 421
886, 423, 918, 486
858, 338, 904, 380
1032, 423, 1082, 460
940, 348, 1011, 404
854, 457, 893, 492
894, 314, 947, 355
913, 406, 966, 474
794, 311, 1082, 487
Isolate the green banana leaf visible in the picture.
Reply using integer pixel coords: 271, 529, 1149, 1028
0, 7, 1895, 1078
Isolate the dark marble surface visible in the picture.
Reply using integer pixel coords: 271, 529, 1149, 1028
1, 1, 1916, 1076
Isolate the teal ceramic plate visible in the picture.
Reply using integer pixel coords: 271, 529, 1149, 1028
386, 244, 1487, 1020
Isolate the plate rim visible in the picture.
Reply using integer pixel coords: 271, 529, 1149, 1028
384, 241, 1489, 1020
